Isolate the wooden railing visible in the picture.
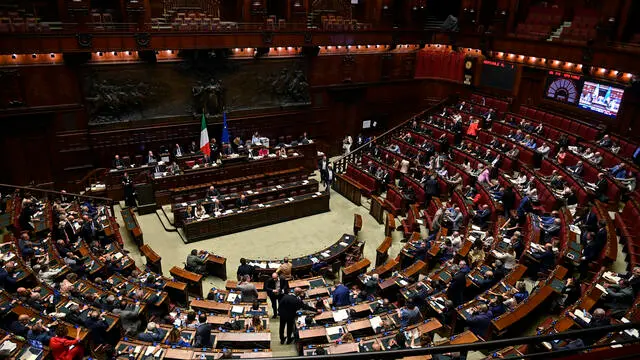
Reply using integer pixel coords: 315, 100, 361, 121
332, 97, 449, 173
0, 183, 116, 216
73, 167, 108, 195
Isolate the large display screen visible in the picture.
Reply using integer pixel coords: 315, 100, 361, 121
578, 80, 624, 117
480, 60, 517, 91
544, 71, 582, 104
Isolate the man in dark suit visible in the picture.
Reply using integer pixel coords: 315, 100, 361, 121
188, 141, 198, 153
85, 311, 110, 345
575, 206, 598, 233
278, 288, 315, 344
122, 172, 136, 208
206, 185, 220, 198
323, 165, 335, 192
532, 243, 556, 272
446, 266, 466, 306
424, 175, 438, 208
318, 155, 329, 180
236, 194, 250, 208
594, 173, 609, 202
466, 303, 493, 337
173, 143, 184, 157
472, 204, 492, 229
265, 273, 289, 318
145, 151, 157, 165
194, 314, 213, 347
540, 218, 562, 244
567, 161, 584, 177
113, 155, 124, 168
64, 215, 78, 243
568, 308, 610, 344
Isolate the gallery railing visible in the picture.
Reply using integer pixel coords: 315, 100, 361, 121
267, 322, 640, 360
331, 97, 449, 174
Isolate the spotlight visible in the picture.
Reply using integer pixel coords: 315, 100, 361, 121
127, 51, 132, 55
50, 53, 55, 58
98, 52, 103, 56
11, 54, 16, 59
32, 54, 37, 58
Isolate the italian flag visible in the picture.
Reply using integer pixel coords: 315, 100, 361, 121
200, 113, 210, 156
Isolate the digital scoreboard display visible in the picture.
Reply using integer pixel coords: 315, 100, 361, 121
480, 60, 517, 91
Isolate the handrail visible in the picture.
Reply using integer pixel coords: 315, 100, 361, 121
331, 97, 449, 173
266, 322, 640, 359
0, 183, 113, 203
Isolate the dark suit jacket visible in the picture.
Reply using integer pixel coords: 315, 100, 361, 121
278, 294, 314, 320
264, 277, 290, 298
194, 323, 213, 347
424, 179, 438, 196
236, 198, 250, 207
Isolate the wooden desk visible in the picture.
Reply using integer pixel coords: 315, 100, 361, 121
449, 330, 479, 344
190, 299, 232, 314
183, 192, 330, 242
214, 332, 271, 349
342, 258, 371, 286
401, 260, 426, 279
164, 280, 189, 305
376, 237, 393, 267
385, 213, 395, 237
170, 266, 203, 298
139, 244, 162, 274
225, 280, 264, 291
353, 214, 363, 236
333, 174, 362, 206
369, 195, 386, 224
205, 253, 227, 280
120, 207, 143, 249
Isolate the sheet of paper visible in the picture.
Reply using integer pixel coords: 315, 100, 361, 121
369, 316, 383, 330
227, 293, 238, 302
328, 324, 345, 335
232, 305, 244, 314
332, 309, 349, 322
339, 242, 349, 247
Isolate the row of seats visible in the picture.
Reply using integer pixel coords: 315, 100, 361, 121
538, 159, 590, 205
616, 199, 640, 269
344, 164, 377, 195
505, 113, 578, 146
519, 106, 600, 141
484, 125, 537, 166
470, 94, 510, 116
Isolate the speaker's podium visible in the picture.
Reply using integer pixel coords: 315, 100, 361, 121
135, 183, 156, 215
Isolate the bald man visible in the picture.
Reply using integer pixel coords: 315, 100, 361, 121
278, 287, 315, 344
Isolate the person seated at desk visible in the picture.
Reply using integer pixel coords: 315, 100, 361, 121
236, 194, 250, 208
506, 144, 519, 158
475, 270, 496, 291
568, 308, 610, 344
555, 147, 567, 165
257, 147, 269, 157
251, 131, 261, 145
237, 258, 254, 280
444, 206, 464, 232
167, 327, 191, 347
50, 325, 84, 360
606, 162, 627, 179
540, 218, 562, 244
145, 150, 157, 165
85, 311, 110, 345
597, 134, 613, 148
188, 140, 198, 153
113, 154, 124, 169
209, 198, 224, 214
10, 314, 32, 337
472, 204, 492, 229
466, 303, 493, 337
331, 282, 351, 307
173, 143, 184, 157
531, 243, 556, 274
195, 203, 207, 219
602, 279, 634, 316
206, 185, 220, 198
221, 143, 234, 156
567, 161, 584, 177
186, 249, 207, 274
167, 161, 180, 175
183, 205, 195, 220
276, 147, 287, 157
398, 301, 421, 327
138, 322, 164, 342
537, 142, 551, 157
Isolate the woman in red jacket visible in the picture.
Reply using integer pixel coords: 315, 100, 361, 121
50, 326, 83, 360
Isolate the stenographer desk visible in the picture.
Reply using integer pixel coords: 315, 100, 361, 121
183, 192, 329, 242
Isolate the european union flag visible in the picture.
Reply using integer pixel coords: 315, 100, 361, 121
221, 111, 230, 144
